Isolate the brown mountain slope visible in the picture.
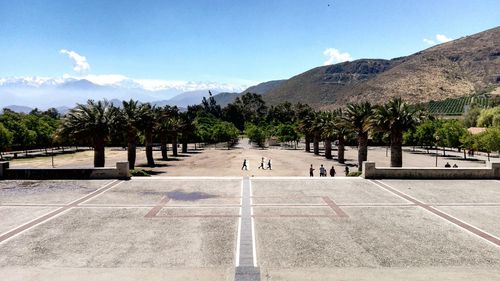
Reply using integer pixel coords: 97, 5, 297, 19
264, 26, 500, 109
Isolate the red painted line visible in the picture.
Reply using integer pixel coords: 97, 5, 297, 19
144, 196, 170, 218
0, 180, 121, 244
373, 180, 500, 247
322, 196, 349, 218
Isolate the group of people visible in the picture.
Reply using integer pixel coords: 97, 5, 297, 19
309, 164, 350, 177
241, 157, 272, 171
444, 162, 459, 168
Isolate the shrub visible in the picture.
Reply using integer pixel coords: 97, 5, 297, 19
129, 169, 150, 177
347, 171, 362, 177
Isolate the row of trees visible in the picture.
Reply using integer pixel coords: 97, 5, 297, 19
0, 108, 60, 159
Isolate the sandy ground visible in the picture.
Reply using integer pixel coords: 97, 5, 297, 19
8, 139, 491, 176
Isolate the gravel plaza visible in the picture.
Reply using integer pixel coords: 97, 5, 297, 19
1, 177, 500, 281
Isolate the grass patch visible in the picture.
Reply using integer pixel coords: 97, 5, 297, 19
347, 171, 362, 177
129, 169, 151, 177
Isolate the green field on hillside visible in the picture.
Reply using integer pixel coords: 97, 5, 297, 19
425, 94, 499, 116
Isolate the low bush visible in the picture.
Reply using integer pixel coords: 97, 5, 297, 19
347, 171, 362, 177
129, 169, 150, 177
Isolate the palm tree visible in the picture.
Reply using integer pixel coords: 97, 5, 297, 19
137, 103, 156, 167
155, 106, 178, 160
373, 97, 422, 167
312, 112, 322, 155
344, 102, 374, 171
121, 99, 144, 169
59, 99, 118, 167
323, 109, 350, 164
319, 111, 334, 159
168, 117, 183, 157
296, 105, 315, 152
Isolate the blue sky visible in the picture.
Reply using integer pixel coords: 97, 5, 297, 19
0, 0, 499, 86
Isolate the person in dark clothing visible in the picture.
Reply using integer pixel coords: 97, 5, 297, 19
319, 164, 326, 177
267, 159, 272, 170
453, 163, 458, 168
445, 162, 451, 168
344, 166, 349, 176
241, 159, 248, 170
309, 164, 315, 177
330, 166, 336, 177
258, 157, 265, 169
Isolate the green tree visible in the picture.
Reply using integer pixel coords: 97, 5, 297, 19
462, 105, 481, 127
0, 123, 13, 159
476, 126, 500, 161
120, 100, 145, 169
374, 97, 423, 167
137, 103, 157, 167
477, 106, 500, 127
435, 119, 466, 155
245, 123, 268, 149
274, 123, 300, 149
212, 121, 240, 149
414, 120, 441, 153
59, 100, 118, 167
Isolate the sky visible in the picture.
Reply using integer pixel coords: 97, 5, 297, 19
0, 0, 499, 87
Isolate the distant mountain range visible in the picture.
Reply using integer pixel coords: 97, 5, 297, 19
0, 76, 246, 111
264, 26, 500, 108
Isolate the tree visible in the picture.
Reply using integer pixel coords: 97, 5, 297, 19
212, 121, 240, 149
435, 119, 466, 155
234, 93, 268, 124
476, 126, 500, 161
59, 100, 118, 167
477, 106, 500, 127
297, 107, 315, 153
344, 102, 373, 171
201, 91, 222, 118
415, 119, 440, 153
274, 123, 300, 149
373, 97, 422, 167
0, 123, 13, 159
155, 105, 179, 160
322, 109, 351, 164
463, 105, 481, 127
137, 103, 156, 167
245, 123, 268, 149
318, 111, 334, 159
120, 100, 144, 169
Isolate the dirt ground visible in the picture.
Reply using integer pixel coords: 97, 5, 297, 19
9, 138, 488, 176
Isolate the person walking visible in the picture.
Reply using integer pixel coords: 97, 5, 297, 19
344, 166, 350, 176
241, 159, 248, 170
309, 164, 315, 177
258, 157, 265, 169
445, 162, 451, 168
267, 159, 272, 170
329, 166, 336, 177
319, 164, 326, 177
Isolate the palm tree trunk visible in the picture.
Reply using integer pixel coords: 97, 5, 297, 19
390, 130, 403, 167
358, 132, 368, 171
337, 138, 345, 164
313, 133, 320, 155
182, 141, 188, 153
172, 132, 178, 156
127, 142, 136, 170
94, 138, 105, 167
127, 130, 137, 169
305, 135, 311, 152
145, 129, 155, 167
324, 139, 332, 159
160, 134, 168, 160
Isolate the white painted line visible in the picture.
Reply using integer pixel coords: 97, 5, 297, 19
249, 179, 257, 267
132, 176, 242, 180
0, 180, 121, 245
0, 205, 72, 244
250, 176, 364, 180
370, 180, 500, 248
234, 179, 244, 267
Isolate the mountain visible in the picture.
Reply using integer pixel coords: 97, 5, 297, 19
264, 26, 500, 108
0, 77, 246, 109
241, 80, 285, 95
1, 105, 33, 113
213, 92, 240, 107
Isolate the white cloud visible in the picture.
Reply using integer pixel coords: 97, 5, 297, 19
423, 34, 453, 45
60, 49, 90, 73
323, 48, 352, 65
436, 34, 452, 43
423, 38, 436, 45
